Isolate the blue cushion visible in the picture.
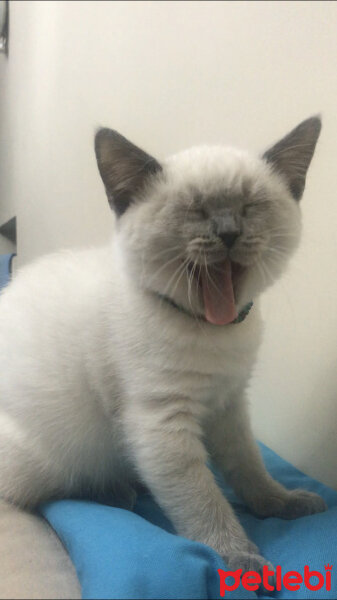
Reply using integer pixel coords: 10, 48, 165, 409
41, 444, 337, 599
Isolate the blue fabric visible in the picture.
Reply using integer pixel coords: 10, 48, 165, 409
41, 444, 337, 599
0, 253, 15, 291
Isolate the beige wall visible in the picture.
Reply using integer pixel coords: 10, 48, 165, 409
1, 0, 336, 487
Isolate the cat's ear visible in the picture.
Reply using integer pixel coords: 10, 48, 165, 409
95, 128, 162, 216
263, 116, 321, 200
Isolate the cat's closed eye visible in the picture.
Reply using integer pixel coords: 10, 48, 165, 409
186, 206, 209, 220
196, 207, 208, 220
241, 204, 252, 218
242, 199, 273, 218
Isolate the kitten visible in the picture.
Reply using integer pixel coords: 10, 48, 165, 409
0, 116, 326, 575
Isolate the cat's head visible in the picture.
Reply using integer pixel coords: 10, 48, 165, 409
95, 117, 321, 325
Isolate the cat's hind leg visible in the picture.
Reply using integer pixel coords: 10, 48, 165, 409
0, 420, 63, 509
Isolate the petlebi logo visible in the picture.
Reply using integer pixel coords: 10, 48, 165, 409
218, 564, 332, 596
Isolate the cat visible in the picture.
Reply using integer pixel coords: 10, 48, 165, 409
0, 116, 326, 576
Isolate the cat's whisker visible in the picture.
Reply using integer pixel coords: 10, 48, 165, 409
259, 258, 278, 286
265, 247, 290, 260
190, 259, 200, 300
259, 257, 295, 315
265, 225, 299, 233
268, 231, 300, 240
256, 260, 273, 289
147, 252, 185, 286
196, 258, 202, 292
255, 261, 267, 288
185, 256, 208, 332
187, 262, 195, 312
166, 258, 190, 301
160, 257, 189, 300
154, 245, 184, 258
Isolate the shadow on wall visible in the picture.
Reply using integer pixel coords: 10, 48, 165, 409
305, 361, 337, 485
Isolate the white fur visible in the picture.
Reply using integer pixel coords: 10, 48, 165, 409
0, 138, 325, 570
0, 239, 261, 499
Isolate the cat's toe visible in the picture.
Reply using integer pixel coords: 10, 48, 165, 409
279, 489, 327, 519
252, 488, 327, 519
226, 552, 276, 593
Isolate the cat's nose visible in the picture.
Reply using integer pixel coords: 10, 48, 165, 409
219, 231, 240, 249
213, 214, 240, 248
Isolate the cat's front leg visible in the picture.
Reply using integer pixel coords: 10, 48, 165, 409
124, 395, 273, 576
206, 393, 327, 519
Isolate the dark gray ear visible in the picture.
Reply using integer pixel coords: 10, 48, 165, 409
263, 116, 322, 200
95, 128, 162, 215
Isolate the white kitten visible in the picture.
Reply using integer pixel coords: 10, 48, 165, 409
0, 117, 325, 574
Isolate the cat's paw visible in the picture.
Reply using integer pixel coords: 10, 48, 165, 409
253, 489, 327, 519
276, 489, 327, 519
225, 551, 276, 593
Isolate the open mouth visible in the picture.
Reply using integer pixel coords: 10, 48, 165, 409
187, 259, 246, 325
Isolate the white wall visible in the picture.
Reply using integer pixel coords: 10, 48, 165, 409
1, 0, 337, 487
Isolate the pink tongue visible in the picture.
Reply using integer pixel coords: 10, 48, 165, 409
201, 259, 238, 325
